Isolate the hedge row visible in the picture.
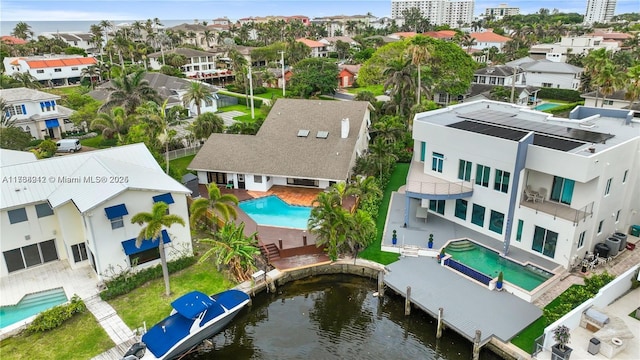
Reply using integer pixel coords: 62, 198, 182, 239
27, 295, 86, 333
99, 256, 196, 300
537, 88, 582, 102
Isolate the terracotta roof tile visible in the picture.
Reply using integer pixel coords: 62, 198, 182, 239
25, 57, 96, 69
470, 31, 511, 43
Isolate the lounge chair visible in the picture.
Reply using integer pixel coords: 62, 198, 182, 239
534, 188, 547, 203
524, 188, 537, 202
225, 181, 233, 189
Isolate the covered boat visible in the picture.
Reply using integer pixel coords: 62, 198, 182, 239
123, 289, 250, 360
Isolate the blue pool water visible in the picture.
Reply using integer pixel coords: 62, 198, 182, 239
0, 288, 68, 328
239, 195, 312, 229
534, 103, 561, 111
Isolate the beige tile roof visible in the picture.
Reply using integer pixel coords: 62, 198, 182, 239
189, 99, 371, 180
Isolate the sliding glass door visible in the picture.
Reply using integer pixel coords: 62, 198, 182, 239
550, 176, 574, 205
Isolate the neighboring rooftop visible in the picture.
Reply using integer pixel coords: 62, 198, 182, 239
0, 87, 60, 102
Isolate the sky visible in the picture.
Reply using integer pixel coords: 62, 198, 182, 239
0, 0, 637, 23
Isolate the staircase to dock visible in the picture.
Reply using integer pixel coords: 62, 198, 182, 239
260, 243, 281, 262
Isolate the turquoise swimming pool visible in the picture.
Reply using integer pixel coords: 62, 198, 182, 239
534, 103, 561, 111
446, 240, 553, 291
239, 195, 311, 229
0, 288, 68, 328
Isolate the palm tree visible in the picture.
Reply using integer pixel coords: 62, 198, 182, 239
203, 30, 215, 48
0, 99, 15, 128
12, 72, 41, 89
81, 65, 100, 89
189, 183, 238, 229
136, 99, 186, 173
189, 112, 224, 143
11, 22, 34, 40
90, 106, 132, 139
99, 20, 114, 63
383, 57, 416, 118
349, 175, 383, 209
308, 191, 350, 261
130, 202, 185, 296
594, 62, 625, 107
343, 209, 376, 256
198, 222, 260, 281
582, 48, 611, 107
407, 35, 431, 105
100, 69, 161, 114
181, 81, 215, 117
625, 65, 640, 111
371, 115, 405, 143
368, 136, 398, 179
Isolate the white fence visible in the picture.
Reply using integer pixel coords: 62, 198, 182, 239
164, 145, 202, 161
541, 264, 640, 349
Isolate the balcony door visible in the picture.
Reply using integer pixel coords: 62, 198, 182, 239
550, 176, 574, 205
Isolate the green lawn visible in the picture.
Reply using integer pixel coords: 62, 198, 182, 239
0, 312, 112, 360
169, 155, 195, 177
109, 261, 235, 328
41, 86, 83, 98
219, 104, 251, 113
80, 135, 117, 149
359, 163, 408, 265
346, 85, 385, 96
253, 88, 284, 100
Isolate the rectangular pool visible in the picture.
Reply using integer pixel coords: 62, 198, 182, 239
0, 288, 68, 328
445, 240, 553, 291
239, 195, 311, 229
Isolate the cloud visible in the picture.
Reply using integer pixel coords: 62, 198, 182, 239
0, 4, 134, 21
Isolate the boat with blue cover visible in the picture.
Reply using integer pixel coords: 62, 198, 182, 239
122, 289, 251, 360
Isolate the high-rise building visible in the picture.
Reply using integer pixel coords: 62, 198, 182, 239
391, 0, 474, 28
484, 3, 520, 20
584, 0, 617, 24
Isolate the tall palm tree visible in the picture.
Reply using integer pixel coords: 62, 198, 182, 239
368, 136, 398, 179
100, 69, 161, 114
343, 209, 376, 256
81, 65, 100, 89
407, 35, 431, 105
198, 222, 259, 281
99, 20, 114, 63
383, 57, 416, 118
11, 22, 33, 40
625, 65, 640, 111
90, 106, 132, 139
308, 191, 349, 261
189, 182, 238, 229
188, 112, 224, 143
594, 62, 625, 107
136, 99, 186, 173
181, 81, 215, 117
130, 202, 185, 297
12, 72, 41, 89
349, 175, 383, 209
583, 48, 611, 107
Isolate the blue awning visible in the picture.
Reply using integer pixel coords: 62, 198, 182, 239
152, 193, 175, 204
121, 229, 171, 255
104, 204, 128, 219
45, 119, 59, 128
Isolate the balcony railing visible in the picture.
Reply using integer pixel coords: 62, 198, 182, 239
520, 198, 594, 225
406, 180, 473, 196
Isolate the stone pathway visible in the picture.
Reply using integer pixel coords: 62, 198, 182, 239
534, 236, 640, 308
85, 295, 136, 345
217, 110, 244, 127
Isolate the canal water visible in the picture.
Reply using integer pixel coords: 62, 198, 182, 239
187, 274, 503, 359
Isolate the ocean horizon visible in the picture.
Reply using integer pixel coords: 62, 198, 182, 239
0, 20, 208, 37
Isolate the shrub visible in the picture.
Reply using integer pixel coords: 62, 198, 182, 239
252, 86, 267, 94
28, 139, 44, 147
537, 88, 582, 102
100, 256, 196, 300
27, 295, 86, 333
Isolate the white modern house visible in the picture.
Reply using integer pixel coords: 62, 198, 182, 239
3, 55, 98, 87
529, 35, 623, 62
0, 144, 193, 282
507, 57, 583, 90
295, 38, 329, 58
408, 100, 640, 270
40, 32, 96, 53
0, 87, 74, 139
469, 30, 511, 52
189, 99, 372, 191
147, 48, 222, 79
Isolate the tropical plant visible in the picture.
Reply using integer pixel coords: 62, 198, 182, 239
189, 183, 238, 229
90, 106, 132, 139
289, 58, 339, 98
12, 22, 34, 40
130, 201, 186, 296
407, 35, 431, 104
12, 72, 41, 89
182, 81, 215, 116
81, 65, 101, 89
593, 62, 625, 107
308, 191, 349, 261
100, 69, 161, 114
198, 222, 260, 282
625, 65, 640, 111
136, 99, 186, 173
383, 56, 416, 118
189, 112, 224, 143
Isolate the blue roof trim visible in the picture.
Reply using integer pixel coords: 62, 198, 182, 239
121, 229, 170, 255
104, 203, 128, 219
152, 192, 175, 204
171, 291, 215, 319
45, 119, 59, 128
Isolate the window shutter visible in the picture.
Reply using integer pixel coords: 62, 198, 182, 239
22, 105, 27, 115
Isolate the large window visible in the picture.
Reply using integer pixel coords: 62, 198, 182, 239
455, 199, 467, 220
71, 243, 88, 263
35, 203, 54, 218
458, 160, 472, 181
429, 200, 445, 215
494, 169, 510, 193
420, 142, 426, 162
475, 164, 490, 187
3, 240, 58, 273
532, 226, 558, 258
489, 210, 504, 234
471, 204, 485, 227
550, 176, 575, 205
129, 247, 160, 265
431, 152, 444, 173
8, 208, 28, 224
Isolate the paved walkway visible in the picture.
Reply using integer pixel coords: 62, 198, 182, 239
85, 295, 136, 346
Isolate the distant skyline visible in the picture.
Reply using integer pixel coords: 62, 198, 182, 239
0, 0, 637, 23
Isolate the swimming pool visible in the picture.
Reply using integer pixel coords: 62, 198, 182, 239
445, 240, 552, 291
239, 195, 312, 229
0, 288, 68, 328
534, 103, 561, 111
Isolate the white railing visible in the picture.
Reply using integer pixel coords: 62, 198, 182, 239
163, 145, 202, 160
405, 180, 472, 195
